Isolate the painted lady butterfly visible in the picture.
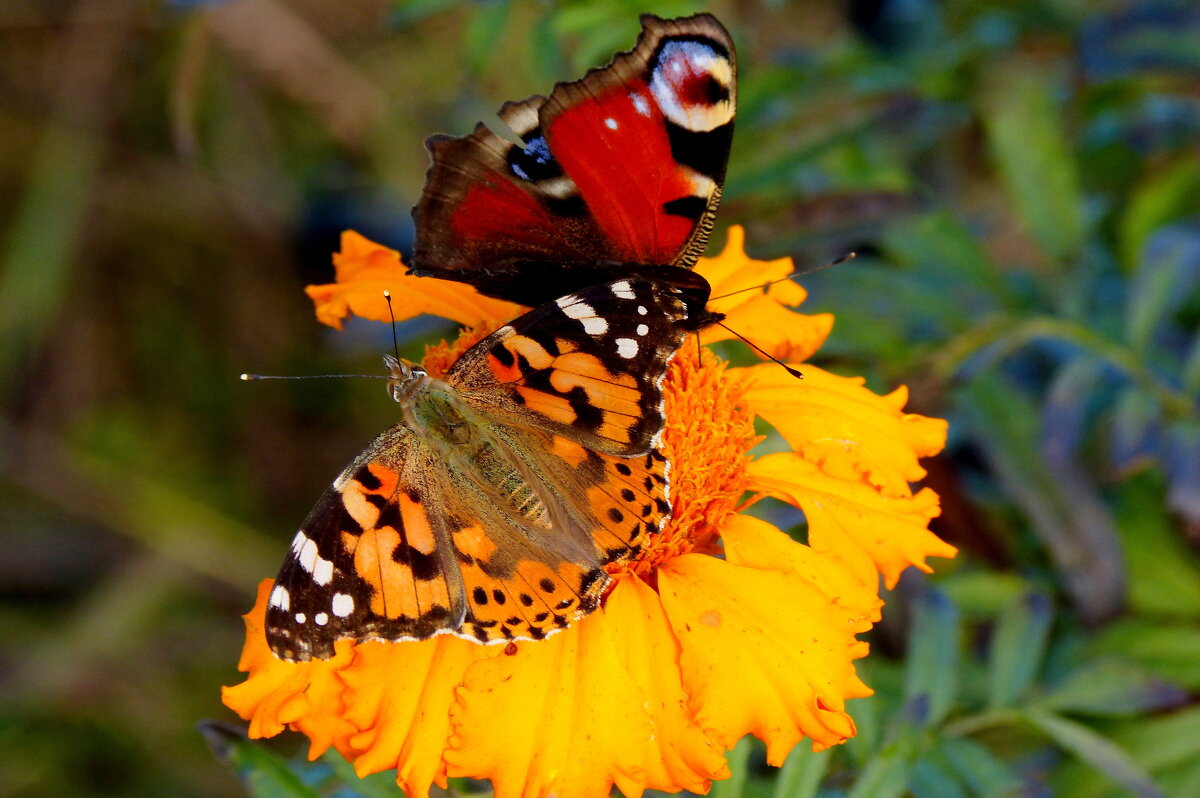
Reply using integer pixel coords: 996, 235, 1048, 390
267, 279, 690, 660
266, 14, 738, 661
409, 13, 736, 329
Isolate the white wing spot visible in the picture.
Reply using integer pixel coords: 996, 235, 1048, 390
611, 281, 636, 299
630, 92, 651, 117
560, 299, 595, 319
289, 531, 306, 554
314, 612, 329, 626
294, 612, 307, 623
616, 338, 639, 358
636, 324, 649, 336
332, 593, 355, 617
269, 586, 290, 611
313, 556, 334, 586
582, 316, 608, 335
297, 536, 318, 573
637, 305, 648, 315
604, 117, 618, 130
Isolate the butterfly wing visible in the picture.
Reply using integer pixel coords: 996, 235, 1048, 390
445, 277, 688, 573
266, 279, 691, 661
409, 13, 736, 309
265, 426, 620, 659
447, 278, 691, 457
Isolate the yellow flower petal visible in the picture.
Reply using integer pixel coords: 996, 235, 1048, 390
747, 452, 956, 589
716, 297, 835, 363
306, 230, 522, 329
605, 576, 731, 792
699, 226, 799, 305
220, 580, 358, 759
741, 363, 949, 497
339, 636, 490, 797
695, 226, 833, 361
657, 553, 871, 762
446, 609, 653, 798
720, 513, 882, 622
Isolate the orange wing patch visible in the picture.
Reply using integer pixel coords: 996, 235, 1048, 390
587, 446, 672, 565
457, 554, 607, 643
345, 497, 452, 621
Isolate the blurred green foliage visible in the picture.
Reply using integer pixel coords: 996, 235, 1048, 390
2, 0, 1199, 797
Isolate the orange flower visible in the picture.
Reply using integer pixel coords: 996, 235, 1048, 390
223, 227, 955, 798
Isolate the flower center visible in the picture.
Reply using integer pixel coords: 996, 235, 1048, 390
623, 342, 759, 580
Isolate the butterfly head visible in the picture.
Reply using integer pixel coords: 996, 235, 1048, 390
383, 354, 430, 404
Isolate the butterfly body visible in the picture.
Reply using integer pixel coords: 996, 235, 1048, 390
267, 279, 689, 661
410, 13, 736, 326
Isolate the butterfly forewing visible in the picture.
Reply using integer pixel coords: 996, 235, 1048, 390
448, 278, 691, 456
409, 13, 736, 312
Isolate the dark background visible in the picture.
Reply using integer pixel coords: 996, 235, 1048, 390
2, 1, 1199, 796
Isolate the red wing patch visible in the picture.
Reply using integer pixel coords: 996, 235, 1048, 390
409, 13, 736, 313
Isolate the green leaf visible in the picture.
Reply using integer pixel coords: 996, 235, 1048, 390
846, 740, 916, 798
712, 736, 754, 798
773, 745, 831, 798
0, 121, 102, 395
939, 571, 1028, 618
903, 589, 960, 727
1157, 757, 1200, 798
200, 722, 321, 798
956, 375, 1124, 624
1183, 327, 1200, 398
1109, 387, 1162, 472
320, 749, 399, 798
1035, 658, 1186, 717
1125, 227, 1200, 355
981, 62, 1085, 261
1114, 477, 1200, 619
882, 210, 1008, 302
1024, 709, 1165, 798
1057, 707, 1200, 798
910, 757, 970, 798
1119, 155, 1200, 272
1091, 620, 1200, 691
937, 737, 1025, 796
464, 0, 512, 76
987, 593, 1053, 709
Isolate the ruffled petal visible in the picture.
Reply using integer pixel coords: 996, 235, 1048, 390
657, 553, 871, 762
695, 226, 833, 360
605, 576, 731, 792
747, 452, 956, 589
220, 580, 358, 759
715, 297, 834, 363
339, 636, 491, 797
740, 363, 949, 497
446, 606, 653, 798
306, 231, 522, 329
719, 513, 882, 622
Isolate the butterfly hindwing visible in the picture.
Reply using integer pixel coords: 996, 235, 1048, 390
409, 13, 736, 311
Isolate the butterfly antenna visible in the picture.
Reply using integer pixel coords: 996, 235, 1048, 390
383, 290, 401, 361
241, 373, 390, 381
715, 322, 804, 380
710, 252, 856, 302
